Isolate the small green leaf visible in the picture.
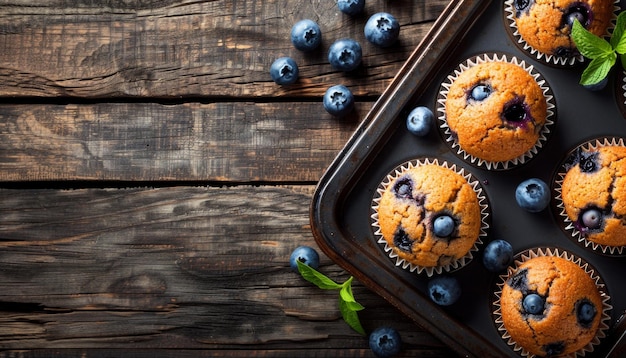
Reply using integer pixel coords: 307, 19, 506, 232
339, 278, 365, 311
621, 54, 626, 70
572, 19, 613, 59
580, 53, 615, 86
611, 11, 626, 53
296, 260, 342, 290
339, 297, 366, 335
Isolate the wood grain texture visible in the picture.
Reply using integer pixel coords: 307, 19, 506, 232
0, 0, 459, 355
0, 186, 454, 356
0, 102, 367, 182
0, 0, 448, 98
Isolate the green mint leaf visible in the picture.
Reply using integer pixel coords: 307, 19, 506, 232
339, 277, 365, 311
580, 53, 615, 86
621, 54, 626, 70
611, 11, 626, 53
572, 19, 613, 59
339, 297, 366, 335
297, 260, 342, 290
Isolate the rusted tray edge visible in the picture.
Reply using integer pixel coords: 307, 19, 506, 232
310, 0, 504, 357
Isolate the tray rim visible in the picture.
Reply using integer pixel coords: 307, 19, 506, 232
309, 0, 507, 357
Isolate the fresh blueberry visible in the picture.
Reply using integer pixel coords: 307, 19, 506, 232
482, 239, 514, 273
515, 178, 550, 213
469, 84, 492, 102
323, 84, 354, 117
427, 276, 461, 306
270, 57, 299, 85
522, 293, 545, 315
291, 19, 322, 52
406, 106, 434, 136
433, 215, 455, 238
289, 245, 320, 272
328, 38, 362, 72
337, 0, 365, 16
369, 326, 402, 358
576, 299, 597, 328
364, 12, 400, 48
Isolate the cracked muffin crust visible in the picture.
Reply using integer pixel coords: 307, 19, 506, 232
438, 54, 553, 170
509, 0, 614, 61
499, 254, 604, 357
559, 142, 626, 249
371, 159, 489, 275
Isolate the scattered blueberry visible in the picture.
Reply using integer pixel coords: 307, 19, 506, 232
323, 84, 355, 117
515, 178, 550, 213
433, 215, 455, 238
328, 38, 362, 72
576, 299, 597, 328
289, 245, 320, 272
482, 239, 514, 273
428, 276, 461, 306
337, 0, 365, 16
469, 84, 492, 102
290, 19, 322, 52
270, 57, 299, 85
406, 106, 434, 136
522, 293, 545, 315
364, 12, 400, 48
369, 327, 402, 358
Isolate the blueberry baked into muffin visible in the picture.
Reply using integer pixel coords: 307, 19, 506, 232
371, 159, 489, 276
505, 0, 615, 64
556, 139, 626, 254
439, 54, 554, 169
495, 249, 610, 357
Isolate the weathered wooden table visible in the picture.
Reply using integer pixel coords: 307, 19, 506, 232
0, 1, 459, 356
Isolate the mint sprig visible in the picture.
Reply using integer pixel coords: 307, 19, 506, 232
296, 260, 366, 335
571, 12, 626, 86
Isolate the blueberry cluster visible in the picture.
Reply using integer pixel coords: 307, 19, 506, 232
269, 1, 401, 118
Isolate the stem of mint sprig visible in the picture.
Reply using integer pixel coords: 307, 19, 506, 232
296, 260, 366, 335
571, 12, 626, 86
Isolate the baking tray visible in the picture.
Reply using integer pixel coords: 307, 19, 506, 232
310, 0, 626, 357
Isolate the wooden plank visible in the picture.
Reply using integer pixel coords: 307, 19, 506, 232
0, 0, 449, 98
0, 185, 454, 356
0, 102, 368, 182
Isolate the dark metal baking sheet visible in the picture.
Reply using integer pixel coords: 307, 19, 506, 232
310, 0, 626, 357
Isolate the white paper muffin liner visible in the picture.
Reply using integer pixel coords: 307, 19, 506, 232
554, 137, 626, 255
370, 158, 490, 276
492, 247, 612, 358
504, 0, 619, 66
437, 53, 556, 170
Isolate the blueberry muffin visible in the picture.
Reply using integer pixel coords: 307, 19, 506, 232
495, 249, 610, 357
556, 138, 626, 254
371, 159, 489, 276
438, 54, 554, 170
505, 0, 615, 64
